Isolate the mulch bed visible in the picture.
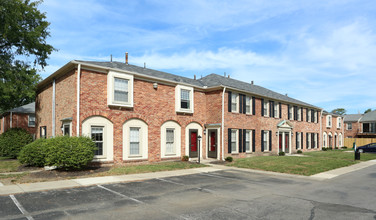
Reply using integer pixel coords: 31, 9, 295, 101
27, 166, 111, 179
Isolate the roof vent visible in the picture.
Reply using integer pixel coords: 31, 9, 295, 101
125, 52, 128, 65
110, 54, 112, 62
224, 72, 226, 77
251, 81, 254, 85
144, 62, 146, 69
285, 93, 288, 96
228, 75, 230, 78
194, 75, 196, 80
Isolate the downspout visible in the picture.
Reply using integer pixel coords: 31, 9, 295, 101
319, 109, 323, 150
221, 86, 226, 161
342, 116, 344, 146
52, 79, 56, 137
76, 64, 81, 137
10, 112, 12, 128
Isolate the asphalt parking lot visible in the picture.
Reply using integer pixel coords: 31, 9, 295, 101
1, 166, 376, 220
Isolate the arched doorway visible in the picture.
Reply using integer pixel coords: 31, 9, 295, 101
277, 120, 293, 154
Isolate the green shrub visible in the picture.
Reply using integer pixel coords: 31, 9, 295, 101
225, 156, 233, 162
322, 147, 327, 151
181, 155, 189, 161
18, 138, 48, 167
0, 128, 33, 158
335, 147, 338, 149
297, 150, 302, 154
279, 152, 285, 156
341, 146, 348, 149
44, 136, 96, 169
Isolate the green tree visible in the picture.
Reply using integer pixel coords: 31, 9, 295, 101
331, 108, 346, 115
364, 108, 373, 114
0, 0, 55, 113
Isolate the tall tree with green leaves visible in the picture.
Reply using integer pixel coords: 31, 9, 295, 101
331, 108, 346, 115
364, 108, 373, 114
0, 0, 54, 113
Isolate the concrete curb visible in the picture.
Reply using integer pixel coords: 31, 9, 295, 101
1, 160, 375, 196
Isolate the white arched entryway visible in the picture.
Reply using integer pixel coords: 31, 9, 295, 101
277, 120, 293, 154
185, 122, 203, 159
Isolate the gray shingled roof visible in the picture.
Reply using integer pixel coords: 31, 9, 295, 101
359, 111, 376, 122
77, 61, 320, 109
77, 61, 205, 87
5, 102, 35, 114
343, 114, 363, 122
199, 74, 320, 109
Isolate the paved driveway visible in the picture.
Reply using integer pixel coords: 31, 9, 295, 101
1, 165, 376, 220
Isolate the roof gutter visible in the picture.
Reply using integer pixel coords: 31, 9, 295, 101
76, 64, 81, 137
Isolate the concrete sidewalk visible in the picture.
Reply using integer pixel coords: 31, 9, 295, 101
0, 160, 375, 196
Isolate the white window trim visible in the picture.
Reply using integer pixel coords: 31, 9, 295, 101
274, 103, 279, 118
231, 93, 239, 113
175, 85, 194, 113
323, 132, 327, 148
123, 119, 148, 160
263, 131, 269, 151
231, 129, 239, 153
326, 115, 332, 128
62, 121, 72, 136
28, 114, 36, 127
161, 121, 181, 158
245, 96, 252, 114
263, 100, 269, 117
107, 71, 134, 108
337, 118, 341, 129
297, 132, 301, 149
297, 108, 301, 121
91, 125, 106, 159
346, 123, 352, 130
289, 106, 293, 120
245, 130, 252, 153
307, 133, 311, 149
308, 109, 312, 122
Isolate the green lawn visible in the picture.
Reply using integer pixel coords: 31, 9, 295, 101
227, 150, 376, 176
0, 157, 20, 173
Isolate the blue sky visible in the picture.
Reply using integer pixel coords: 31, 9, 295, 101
38, 0, 376, 114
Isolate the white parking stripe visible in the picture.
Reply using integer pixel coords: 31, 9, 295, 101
156, 178, 185, 186
199, 172, 236, 180
9, 194, 34, 220
97, 185, 143, 204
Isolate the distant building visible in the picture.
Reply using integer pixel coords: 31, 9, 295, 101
0, 102, 36, 138
322, 111, 344, 148
344, 111, 376, 138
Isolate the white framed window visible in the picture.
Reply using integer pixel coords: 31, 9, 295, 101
339, 133, 342, 146
323, 132, 327, 148
231, 130, 238, 153
161, 121, 181, 158
347, 123, 352, 130
91, 126, 104, 156
289, 106, 293, 120
296, 132, 301, 149
263, 100, 269, 117
107, 71, 134, 108
337, 118, 341, 129
263, 131, 269, 151
40, 126, 47, 139
123, 119, 148, 160
307, 133, 311, 149
245, 130, 252, 152
28, 114, 35, 127
326, 115, 332, 128
297, 108, 302, 121
308, 109, 312, 122
314, 133, 318, 148
175, 85, 194, 113
274, 103, 279, 118
62, 122, 71, 136
314, 111, 318, 123
82, 116, 114, 162
231, 93, 239, 113
245, 96, 251, 114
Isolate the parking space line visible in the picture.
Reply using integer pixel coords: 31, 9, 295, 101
199, 172, 236, 181
9, 194, 34, 220
97, 185, 143, 204
157, 178, 215, 194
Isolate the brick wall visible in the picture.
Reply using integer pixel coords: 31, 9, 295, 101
322, 114, 344, 147
0, 113, 36, 136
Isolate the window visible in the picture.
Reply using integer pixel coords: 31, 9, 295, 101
263, 131, 269, 151
129, 127, 140, 156
314, 133, 317, 148
297, 108, 301, 121
28, 114, 35, 127
161, 121, 181, 158
107, 71, 134, 107
307, 133, 311, 149
307, 109, 311, 122
63, 123, 71, 136
91, 126, 104, 156
166, 128, 175, 154
288, 106, 293, 120
231, 130, 238, 153
274, 103, 279, 118
323, 132, 327, 148
176, 85, 194, 113
245, 130, 252, 152
347, 123, 352, 130
263, 100, 269, 117
296, 132, 301, 149
337, 118, 341, 129
339, 133, 342, 147
314, 111, 318, 123
232, 93, 238, 112
327, 115, 332, 127
245, 96, 251, 114
40, 126, 47, 139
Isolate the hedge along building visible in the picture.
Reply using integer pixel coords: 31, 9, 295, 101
36, 59, 323, 164
0, 102, 36, 138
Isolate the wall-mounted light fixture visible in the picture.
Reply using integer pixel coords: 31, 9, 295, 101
153, 82, 158, 89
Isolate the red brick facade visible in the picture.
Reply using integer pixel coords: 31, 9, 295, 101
0, 113, 36, 136
322, 113, 344, 148
36, 62, 325, 164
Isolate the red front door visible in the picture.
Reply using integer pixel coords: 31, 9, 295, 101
189, 130, 198, 158
208, 129, 217, 158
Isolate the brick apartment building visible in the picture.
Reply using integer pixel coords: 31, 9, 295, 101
344, 111, 376, 138
322, 111, 344, 148
36, 60, 324, 164
0, 102, 36, 138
